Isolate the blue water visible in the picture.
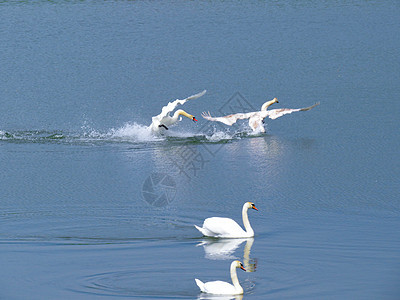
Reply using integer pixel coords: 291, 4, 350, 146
1, 1, 399, 299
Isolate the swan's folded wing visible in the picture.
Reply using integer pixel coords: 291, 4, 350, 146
266, 103, 319, 120
202, 217, 245, 237
203, 280, 236, 294
202, 111, 253, 126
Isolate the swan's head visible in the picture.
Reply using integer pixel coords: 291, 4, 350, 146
261, 98, 279, 111
177, 109, 197, 122
233, 260, 246, 272
246, 202, 258, 211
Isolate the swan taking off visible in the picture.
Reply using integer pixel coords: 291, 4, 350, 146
149, 90, 206, 133
202, 98, 319, 133
195, 202, 258, 238
195, 260, 246, 295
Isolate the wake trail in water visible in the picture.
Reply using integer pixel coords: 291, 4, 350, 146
80, 118, 252, 144
0, 88, 263, 145
0, 121, 250, 146
82, 122, 162, 143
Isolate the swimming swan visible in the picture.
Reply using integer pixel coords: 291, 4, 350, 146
195, 260, 246, 295
195, 202, 258, 238
149, 90, 206, 133
202, 98, 319, 133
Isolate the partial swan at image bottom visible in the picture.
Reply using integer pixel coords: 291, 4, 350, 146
195, 260, 246, 295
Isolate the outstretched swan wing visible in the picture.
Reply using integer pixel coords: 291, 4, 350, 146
157, 90, 206, 118
202, 111, 254, 126
266, 102, 320, 120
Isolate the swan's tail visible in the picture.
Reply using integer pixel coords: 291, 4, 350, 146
195, 278, 206, 292
194, 225, 207, 236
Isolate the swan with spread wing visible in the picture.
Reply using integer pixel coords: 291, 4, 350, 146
202, 97, 319, 133
149, 90, 206, 133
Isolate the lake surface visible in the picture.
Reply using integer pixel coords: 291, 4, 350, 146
1, 1, 399, 299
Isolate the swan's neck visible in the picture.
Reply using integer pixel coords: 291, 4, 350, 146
172, 109, 191, 121
230, 264, 243, 294
242, 205, 254, 237
261, 98, 278, 111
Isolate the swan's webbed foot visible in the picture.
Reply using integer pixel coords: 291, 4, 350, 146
159, 124, 169, 130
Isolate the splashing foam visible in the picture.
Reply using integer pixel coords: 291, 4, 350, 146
202, 124, 241, 142
107, 123, 237, 143
109, 123, 162, 142
206, 130, 234, 142
79, 121, 162, 143
77, 118, 258, 144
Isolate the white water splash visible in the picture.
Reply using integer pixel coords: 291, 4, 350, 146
109, 123, 162, 142
202, 123, 254, 142
206, 130, 235, 142
79, 121, 163, 143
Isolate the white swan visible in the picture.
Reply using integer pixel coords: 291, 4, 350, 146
202, 98, 319, 133
195, 260, 246, 295
195, 202, 258, 238
149, 90, 206, 133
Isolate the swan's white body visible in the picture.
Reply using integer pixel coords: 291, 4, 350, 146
202, 98, 319, 133
195, 202, 258, 238
149, 90, 206, 133
195, 260, 246, 295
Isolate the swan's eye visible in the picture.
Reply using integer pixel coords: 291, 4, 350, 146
251, 204, 258, 211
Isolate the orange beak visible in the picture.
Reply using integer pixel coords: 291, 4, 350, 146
253, 205, 258, 211
193, 117, 198, 122
240, 266, 246, 271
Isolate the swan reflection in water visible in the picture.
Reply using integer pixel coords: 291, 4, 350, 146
198, 293, 243, 300
197, 238, 257, 272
